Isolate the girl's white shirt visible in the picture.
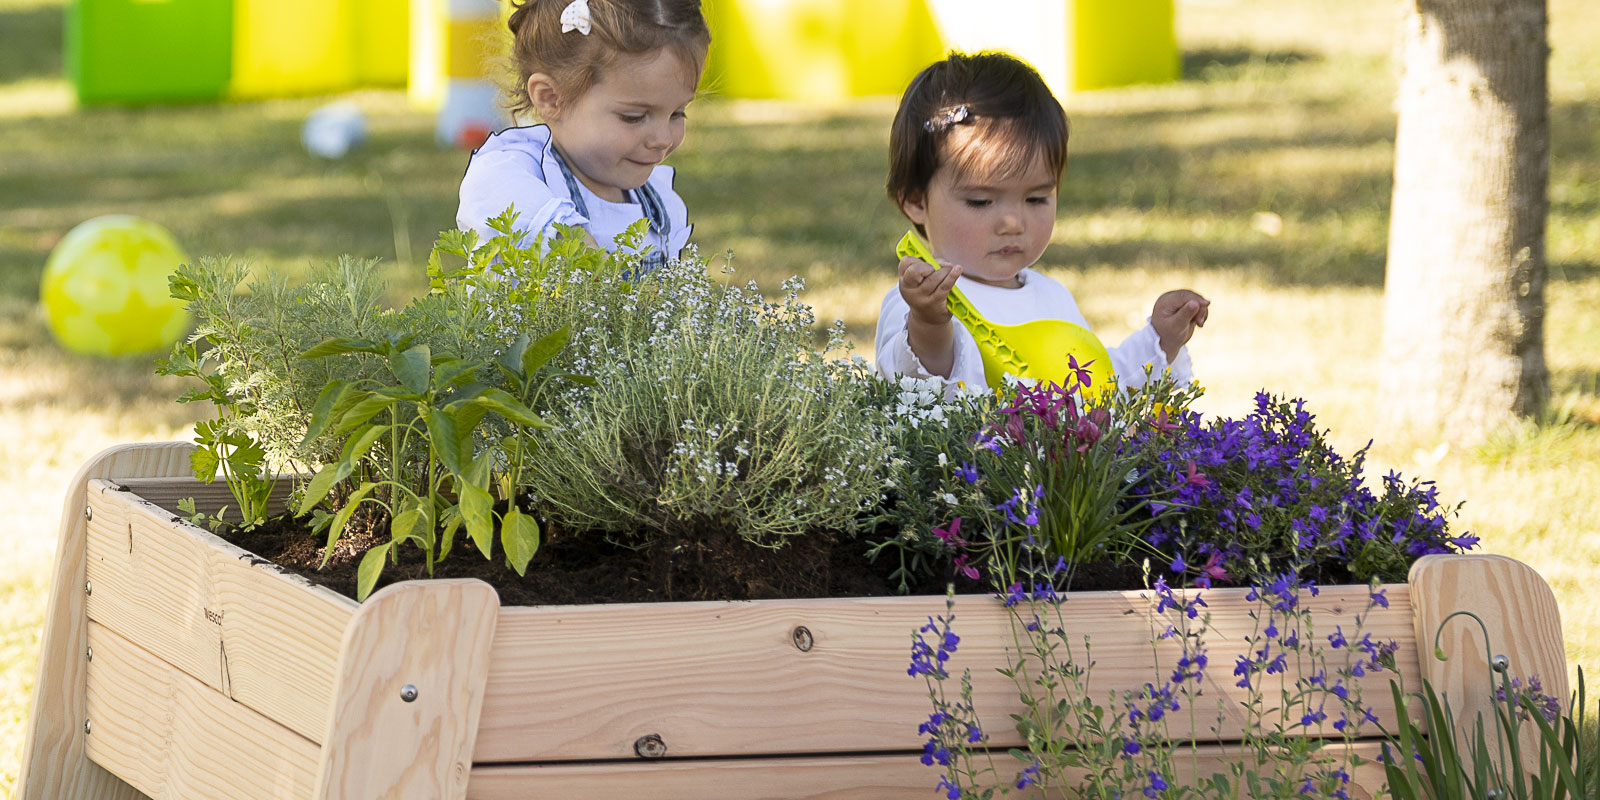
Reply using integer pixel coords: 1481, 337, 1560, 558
875, 267, 1193, 393
456, 124, 691, 258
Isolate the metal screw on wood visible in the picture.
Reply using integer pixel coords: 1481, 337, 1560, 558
1491, 654, 1510, 673
634, 733, 667, 759
84, 720, 92, 735
85, 647, 93, 662
792, 626, 814, 652
85, 580, 92, 596
84, 504, 92, 521
400, 684, 419, 702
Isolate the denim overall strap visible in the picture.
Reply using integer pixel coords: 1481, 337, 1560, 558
547, 146, 592, 222
632, 180, 671, 274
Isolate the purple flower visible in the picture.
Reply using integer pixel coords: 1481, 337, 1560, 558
1015, 762, 1041, 790
1144, 770, 1169, 798
1327, 627, 1346, 649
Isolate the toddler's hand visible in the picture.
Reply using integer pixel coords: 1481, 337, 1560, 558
898, 256, 962, 325
1151, 289, 1210, 361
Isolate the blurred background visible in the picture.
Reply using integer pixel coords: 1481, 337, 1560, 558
1, 0, 1596, 792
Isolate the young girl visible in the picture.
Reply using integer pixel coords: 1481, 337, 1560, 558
875, 52, 1210, 391
456, 0, 709, 272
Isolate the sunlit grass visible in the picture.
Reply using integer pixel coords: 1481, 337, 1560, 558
2, 0, 1598, 794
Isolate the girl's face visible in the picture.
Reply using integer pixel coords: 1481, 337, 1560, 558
901, 148, 1059, 289
533, 47, 701, 203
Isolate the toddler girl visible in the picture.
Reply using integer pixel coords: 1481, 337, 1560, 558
457, 0, 709, 272
875, 52, 1209, 391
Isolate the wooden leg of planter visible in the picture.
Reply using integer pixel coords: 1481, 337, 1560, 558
314, 579, 499, 800
1409, 553, 1568, 769
19, 441, 196, 800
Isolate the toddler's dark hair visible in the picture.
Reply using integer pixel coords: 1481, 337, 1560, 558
505, 0, 710, 119
887, 52, 1070, 215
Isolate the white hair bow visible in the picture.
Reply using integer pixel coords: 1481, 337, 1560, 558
560, 0, 591, 35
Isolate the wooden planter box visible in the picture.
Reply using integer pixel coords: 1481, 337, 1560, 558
20, 443, 1570, 800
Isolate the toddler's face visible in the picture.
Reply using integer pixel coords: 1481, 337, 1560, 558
543, 47, 700, 203
901, 152, 1058, 289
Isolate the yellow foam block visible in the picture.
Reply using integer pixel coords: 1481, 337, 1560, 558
351, 0, 411, 87
231, 0, 356, 98
704, 0, 945, 102
1071, 0, 1178, 91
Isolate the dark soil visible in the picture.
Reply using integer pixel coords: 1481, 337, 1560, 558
224, 516, 1154, 606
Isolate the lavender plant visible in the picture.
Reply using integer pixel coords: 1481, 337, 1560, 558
1127, 391, 1478, 589
910, 551, 1398, 799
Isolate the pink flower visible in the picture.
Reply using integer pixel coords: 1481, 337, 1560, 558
1151, 406, 1181, 435
1067, 354, 1095, 389
1074, 416, 1102, 452
1200, 552, 1230, 583
952, 554, 979, 581
933, 517, 967, 548
1182, 461, 1210, 487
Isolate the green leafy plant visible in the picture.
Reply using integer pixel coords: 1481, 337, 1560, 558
157, 335, 275, 531
161, 216, 590, 600
294, 331, 572, 600
1382, 661, 1596, 799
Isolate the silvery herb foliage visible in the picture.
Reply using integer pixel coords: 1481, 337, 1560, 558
457, 219, 894, 547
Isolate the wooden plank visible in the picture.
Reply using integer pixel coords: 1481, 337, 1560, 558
475, 585, 1419, 762
115, 475, 293, 519
466, 741, 1391, 800
84, 621, 319, 800
315, 580, 499, 800
1409, 553, 1568, 769
83, 479, 357, 745
20, 441, 195, 800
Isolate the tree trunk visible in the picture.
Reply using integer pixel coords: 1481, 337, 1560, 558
1380, 0, 1549, 442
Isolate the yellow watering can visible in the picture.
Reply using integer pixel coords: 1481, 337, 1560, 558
897, 230, 1114, 396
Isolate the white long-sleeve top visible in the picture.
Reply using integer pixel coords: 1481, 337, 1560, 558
874, 267, 1192, 392
456, 125, 692, 265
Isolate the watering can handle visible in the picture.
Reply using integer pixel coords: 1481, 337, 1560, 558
895, 230, 987, 331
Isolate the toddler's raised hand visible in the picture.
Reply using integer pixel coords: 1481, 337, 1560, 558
898, 256, 962, 324
897, 256, 962, 378
1151, 289, 1210, 362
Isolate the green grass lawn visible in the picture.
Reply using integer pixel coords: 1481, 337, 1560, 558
3, 0, 1598, 794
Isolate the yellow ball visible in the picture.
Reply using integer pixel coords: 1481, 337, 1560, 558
40, 215, 191, 356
